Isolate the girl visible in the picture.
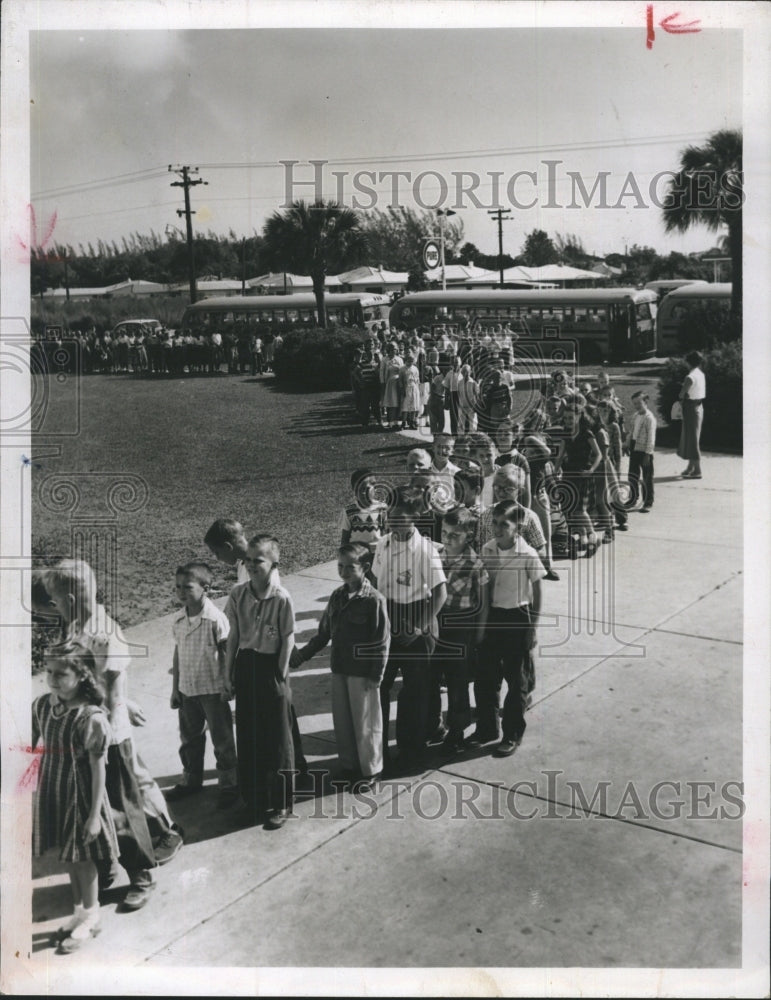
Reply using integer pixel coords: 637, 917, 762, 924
555, 398, 603, 558
32, 642, 118, 953
520, 408, 561, 580
597, 401, 629, 533
678, 350, 706, 479
457, 363, 479, 434
399, 351, 422, 431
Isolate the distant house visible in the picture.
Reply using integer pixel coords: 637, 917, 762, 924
336, 266, 408, 295
41, 278, 168, 300
699, 247, 732, 283
246, 272, 342, 295
591, 262, 625, 279
167, 279, 243, 298
426, 263, 499, 288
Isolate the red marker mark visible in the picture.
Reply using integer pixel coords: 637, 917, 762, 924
16, 204, 59, 264
660, 11, 702, 34
15, 746, 46, 791
647, 6, 701, 48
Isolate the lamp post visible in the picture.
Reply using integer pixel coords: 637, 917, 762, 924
437, 209, 457, 292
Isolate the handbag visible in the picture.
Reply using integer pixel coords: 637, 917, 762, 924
670, 401, 683, 421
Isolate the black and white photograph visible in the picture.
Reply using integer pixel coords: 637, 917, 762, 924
1, 1, 769, 995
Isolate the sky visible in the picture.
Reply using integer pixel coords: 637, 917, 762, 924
29, 22, 743, 262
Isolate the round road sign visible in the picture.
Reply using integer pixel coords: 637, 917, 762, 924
423, 240, 440, 270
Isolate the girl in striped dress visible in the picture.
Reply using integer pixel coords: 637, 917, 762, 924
32, 641, 118, 953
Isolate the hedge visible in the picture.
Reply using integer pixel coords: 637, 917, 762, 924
272, 326, 369, 390
657, 341, 742, 452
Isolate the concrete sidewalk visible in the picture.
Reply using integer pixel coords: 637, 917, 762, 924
28, 449, 743, 982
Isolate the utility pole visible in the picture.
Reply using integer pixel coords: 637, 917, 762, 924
436, 209, 457, 292
487, 208, 512, 287
169, 165, 207, 303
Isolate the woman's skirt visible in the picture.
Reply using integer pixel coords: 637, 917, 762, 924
677, 399, 703, 462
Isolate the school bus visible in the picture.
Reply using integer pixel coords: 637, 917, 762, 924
655, 283, 732, 355
181, 293, 390, 334
389, 288, 659, 363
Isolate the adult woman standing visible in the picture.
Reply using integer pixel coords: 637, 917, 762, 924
399, 351, 422, 430
380, 342, 404, 430
678, 350, 706, 479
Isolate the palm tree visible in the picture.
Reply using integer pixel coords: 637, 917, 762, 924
662, 129, 742, 320
262, 200, 366, 328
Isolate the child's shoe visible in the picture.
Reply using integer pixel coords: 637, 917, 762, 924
55, 904, 84, 941
440, 734, 466, 755
264, 808, 290, 830
57, 905, 101, 953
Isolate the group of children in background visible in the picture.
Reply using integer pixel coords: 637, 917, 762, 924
30, 368, 655, 953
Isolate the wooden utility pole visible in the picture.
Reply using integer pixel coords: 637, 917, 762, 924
169, 165, 207, 303
487, 208, 512, 287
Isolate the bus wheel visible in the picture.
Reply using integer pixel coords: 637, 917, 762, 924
580, 341, 603, 365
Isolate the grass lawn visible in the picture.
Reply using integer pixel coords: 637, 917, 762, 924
32, 373, 412, 627
31, 363, 668, 630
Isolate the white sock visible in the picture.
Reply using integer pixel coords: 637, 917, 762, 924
70, 903, 100, 940
60, 903, 85, 933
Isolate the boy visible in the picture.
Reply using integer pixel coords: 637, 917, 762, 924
206, 517, 307, 771
406, 448, 433, 476
494, 420, 532, 509
204, 518, 250, 585
167, 563, 238, 809
44, 559, 181, 910
626, 391, 657, 513
224, 535, 297, 829
428, 507, 489, 754
431, 432, 460, 479
371, 488, 447, 767
338, 469, 388, 555
474, 502, 545, 757
291, 544, 390, 791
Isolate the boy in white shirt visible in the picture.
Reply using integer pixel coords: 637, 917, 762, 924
372, 487, 447, 766
168, 563, 237, 809
474, 501, 544, 757
626, 391, 657, 513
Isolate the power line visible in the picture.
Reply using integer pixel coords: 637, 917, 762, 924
31, 129, 711, 201
32, 166, 169, 200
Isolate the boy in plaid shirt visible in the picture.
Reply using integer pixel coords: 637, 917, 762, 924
167, 563, 238, 809
427, 506, 489, 753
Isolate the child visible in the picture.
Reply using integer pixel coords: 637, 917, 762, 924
426, 365, 447, 435
466, 431, 498, 508
626, 391, 657, 513
371, 488, 447, 766
32, 642, 118, 953
454, 465, 485, 521
291, 544, 390, 790
431, 432, 460, 478
477, 464, 553, 578
45, 560, 178, 909
399, 350, 422, 430
428, 507, 489, 754
204, 518, 250, 585
167, 563, 238, 809
494, 420, 532, 509
224, 534, 297, 828
457, 363, 479, 434
206, 519, 308, 773
338, 469, 388, 555
474, 501, 544, 756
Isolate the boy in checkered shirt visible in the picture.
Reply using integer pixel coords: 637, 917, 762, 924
427, 506, 489, 753
166, 562, 238, 809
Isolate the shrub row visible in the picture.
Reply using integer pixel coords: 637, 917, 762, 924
272, 326, 369, 390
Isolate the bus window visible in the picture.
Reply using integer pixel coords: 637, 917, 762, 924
327, 309, 339, 324
589, 307, 607, 324
286, 308, 299, 323
572, 307, 589, 326
635, 302, 652, 321
300, 309, 314, 324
